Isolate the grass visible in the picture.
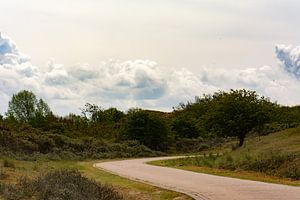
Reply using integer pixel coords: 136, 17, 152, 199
0, 157, 192, 200
149, 126, 300, 186
77, 160, 191, 200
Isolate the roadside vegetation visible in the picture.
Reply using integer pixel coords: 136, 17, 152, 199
150, 126, 300, 185
1, 89, 300, 199
0, 169, 123, 200
0, 158, 191, 200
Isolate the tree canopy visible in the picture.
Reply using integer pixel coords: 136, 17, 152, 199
192, 89, 274, 146
6, 90, 52, 123
2, 89, 300, 153
123, 109, 168, 151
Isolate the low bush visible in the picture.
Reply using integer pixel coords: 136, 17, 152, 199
0, 169, 123, 200
215, 151, 300, 179
0, 126, 164, 160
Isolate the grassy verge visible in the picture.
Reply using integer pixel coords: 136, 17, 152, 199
0, 158, 191, 200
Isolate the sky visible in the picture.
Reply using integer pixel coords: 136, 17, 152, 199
1, 0, 300, 115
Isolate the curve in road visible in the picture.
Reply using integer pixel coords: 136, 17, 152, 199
94, 156, 300, 200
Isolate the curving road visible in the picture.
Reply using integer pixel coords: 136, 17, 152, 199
95, 156, 300, 200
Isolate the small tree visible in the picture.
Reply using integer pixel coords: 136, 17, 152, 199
81, 103, 104, 122
6, 90, 38, 122
6, 90, 52, 123
36, 99, 51, 117
81, 103, 124, 123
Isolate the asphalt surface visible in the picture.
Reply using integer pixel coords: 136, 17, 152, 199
95, 156, 300, 200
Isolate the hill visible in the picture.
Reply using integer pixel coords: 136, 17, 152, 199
151, 126, 300, 185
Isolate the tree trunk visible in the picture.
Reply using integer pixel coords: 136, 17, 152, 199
239, 134, 245, 147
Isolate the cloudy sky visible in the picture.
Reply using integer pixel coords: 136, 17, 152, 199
1, 0, 300, 115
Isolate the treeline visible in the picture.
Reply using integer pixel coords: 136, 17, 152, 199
172, 90, 300, 146
1, 89, 300, 159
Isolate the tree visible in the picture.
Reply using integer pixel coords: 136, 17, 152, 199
7, 90, 38, 122
123, 109, 168, 151
6, 90, 52, 123
81, 103, 104, 122
201, 89, 273, 146
103, 108, 124, 123
36, 99, 51, 117
81, 103, 124, 123
171, 115, 199, 138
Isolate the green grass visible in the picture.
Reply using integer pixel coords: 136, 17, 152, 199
150, 126, 300, 186
0, 158, 191, 200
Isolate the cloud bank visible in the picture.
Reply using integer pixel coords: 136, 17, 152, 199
0, 33, 300, 115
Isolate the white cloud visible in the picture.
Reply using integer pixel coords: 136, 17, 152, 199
1, 32, 300, 115
44, 61, 70, 86
276, 44, 300, 78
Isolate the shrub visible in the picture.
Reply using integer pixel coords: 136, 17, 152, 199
0, 126, 163, 160
236, 151, 296, 174
278, 158, 300, 180
0, 169, 123, 200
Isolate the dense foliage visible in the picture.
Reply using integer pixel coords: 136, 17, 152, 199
172, 89, 300, 146
122, 109, 168, 151
1, 89, 300, 158
0, 121, 162, 160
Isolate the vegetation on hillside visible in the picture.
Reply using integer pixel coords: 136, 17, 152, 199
151, 126, 300, 182
0, 88, 300, 199
0, 158, 192, 200
1, 89, 300, 159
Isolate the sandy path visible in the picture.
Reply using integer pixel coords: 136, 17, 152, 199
94, 156, 300, 200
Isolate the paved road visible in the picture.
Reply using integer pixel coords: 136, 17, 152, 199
95, 156, 300, 200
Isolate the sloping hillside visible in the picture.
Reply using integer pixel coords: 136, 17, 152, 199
224, 125, 300, 156
151, 126, 300, 185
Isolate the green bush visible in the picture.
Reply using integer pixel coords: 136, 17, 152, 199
0, 125, 164, 160
0, 169, 123, 200
238, 152, 296, 174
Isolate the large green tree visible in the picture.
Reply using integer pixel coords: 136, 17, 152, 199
202, 89, 273, 146
6, 90, 52, 123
